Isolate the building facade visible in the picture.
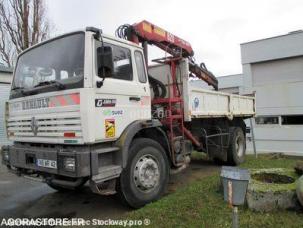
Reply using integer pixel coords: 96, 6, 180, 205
0, 65, 13, 146
191, 31, 303, 155
241, 31, 303, 155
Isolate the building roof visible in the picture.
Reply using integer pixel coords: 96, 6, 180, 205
241, 30, 303, 64
241, 30, 303, 45
0, 65, 13, 73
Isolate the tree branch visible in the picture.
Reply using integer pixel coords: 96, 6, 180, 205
0, 0, 53, 66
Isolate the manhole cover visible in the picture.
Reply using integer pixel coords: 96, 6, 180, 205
252, 173, 295, 184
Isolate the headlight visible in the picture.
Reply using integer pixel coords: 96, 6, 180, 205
3, 150, 9, 161
63, 157, 76, 172
1, 146, 9, 162
3, 151, 9, 161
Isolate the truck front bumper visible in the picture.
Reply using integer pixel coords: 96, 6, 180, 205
1, 143, 91, 178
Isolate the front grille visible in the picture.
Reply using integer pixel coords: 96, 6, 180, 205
7, 112, 82, 142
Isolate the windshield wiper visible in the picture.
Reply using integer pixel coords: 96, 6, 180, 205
11, 86, 25, 95
34, 80, 65, 89
11, 86, 24, 91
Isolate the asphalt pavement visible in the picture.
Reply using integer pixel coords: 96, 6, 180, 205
0, 155, 220, 220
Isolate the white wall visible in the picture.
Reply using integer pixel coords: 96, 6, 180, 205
0, 72, 13, 84
0, 69, 12, 146
246, 118, 303, 156
0, 84, 11, 146
242, 33, 303, 156
252, 57, 303, 116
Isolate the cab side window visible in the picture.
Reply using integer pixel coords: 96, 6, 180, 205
134, 51, 147, 83
97, 42, 133, 81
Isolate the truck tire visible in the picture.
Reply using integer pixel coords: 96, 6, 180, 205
117, 138, 169, 208
227, 127, 246, 165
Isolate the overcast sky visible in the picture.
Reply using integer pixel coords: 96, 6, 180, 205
45, 0, 303, 76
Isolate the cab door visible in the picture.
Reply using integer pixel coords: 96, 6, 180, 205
93, 40, 150, 142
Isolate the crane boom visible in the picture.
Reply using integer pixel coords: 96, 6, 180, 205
116, 20, 218, 90
131, 20, 194, 57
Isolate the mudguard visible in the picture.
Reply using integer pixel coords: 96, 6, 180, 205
115, 119, 170, 168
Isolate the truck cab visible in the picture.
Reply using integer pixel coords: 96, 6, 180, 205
8, 30, 151, 144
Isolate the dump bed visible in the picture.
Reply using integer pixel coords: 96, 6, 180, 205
148, 58, 255, 121
187, 87, 255, 120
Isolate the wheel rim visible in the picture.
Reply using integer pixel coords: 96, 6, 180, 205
235, 133, 244, 157
133, 154, 160, 192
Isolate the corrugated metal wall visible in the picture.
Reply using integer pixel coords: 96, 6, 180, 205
252, 57, 303, 86
0, 83, 10, 145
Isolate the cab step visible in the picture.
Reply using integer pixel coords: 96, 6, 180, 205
89, 165, 122, 195
92, 165, 122, 183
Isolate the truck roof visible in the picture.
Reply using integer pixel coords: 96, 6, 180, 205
102, 33, 143, 49
17, 29, 142, 58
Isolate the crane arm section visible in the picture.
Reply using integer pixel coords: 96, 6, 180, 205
116, 20, 218, 90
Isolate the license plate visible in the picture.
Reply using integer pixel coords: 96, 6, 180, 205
37, 159, 57, 169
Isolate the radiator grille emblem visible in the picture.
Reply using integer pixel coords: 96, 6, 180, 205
30, 117, 38, 136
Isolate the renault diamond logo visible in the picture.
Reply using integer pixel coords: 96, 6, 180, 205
30, 117, 38, 136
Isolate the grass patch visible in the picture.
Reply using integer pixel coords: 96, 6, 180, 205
239, 154, 299, 169
190, 151, 209, 161
126, 155, 303, 228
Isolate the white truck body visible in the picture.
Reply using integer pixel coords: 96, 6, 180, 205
188, 88, 255, 119
148, 59, 255, 122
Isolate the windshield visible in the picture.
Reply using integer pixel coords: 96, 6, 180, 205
11, 32, 85, 97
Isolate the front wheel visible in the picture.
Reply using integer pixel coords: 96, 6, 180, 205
227, 127, 246, 165
117, 138, 169, 208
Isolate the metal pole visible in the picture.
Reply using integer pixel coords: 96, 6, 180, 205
143, 41, 148, 65
232, 206, 239, 228
250, 118, 257, 158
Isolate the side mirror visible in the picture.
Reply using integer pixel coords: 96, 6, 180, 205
97, 46, 114, 78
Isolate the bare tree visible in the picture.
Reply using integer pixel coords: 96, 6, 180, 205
0, 0, 51, 67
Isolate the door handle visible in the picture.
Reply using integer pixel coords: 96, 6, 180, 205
129, 96, 141, 101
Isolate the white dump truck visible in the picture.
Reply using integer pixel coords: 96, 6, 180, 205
2, 21, 255, 208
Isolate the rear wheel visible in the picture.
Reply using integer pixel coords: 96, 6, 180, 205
118, 138, 169, 208
227, 127, 246, 165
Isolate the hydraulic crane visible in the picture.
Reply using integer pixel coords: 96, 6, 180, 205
116, 20, 219, 166
116, 20, 218, 90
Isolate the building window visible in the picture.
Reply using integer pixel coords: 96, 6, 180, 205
255, 116, 279, 125
281, 115, 303, 125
